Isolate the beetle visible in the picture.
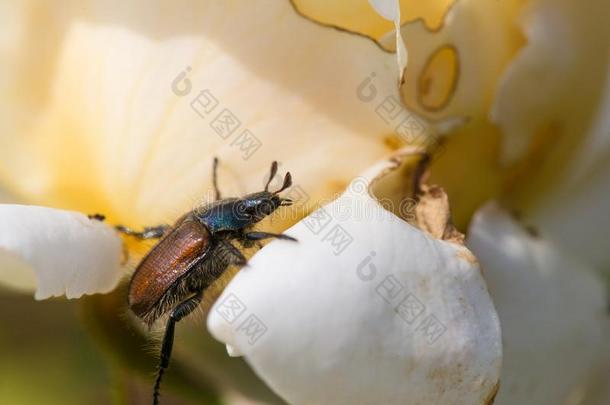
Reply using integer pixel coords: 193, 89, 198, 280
114, 158, 295, 405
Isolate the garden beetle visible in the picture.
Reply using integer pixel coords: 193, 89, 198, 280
116, 158, 295, 405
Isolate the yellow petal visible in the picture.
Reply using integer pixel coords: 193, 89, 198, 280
292, 0, 454, 40
393, 0, 525, 121
0, 0, 405, 230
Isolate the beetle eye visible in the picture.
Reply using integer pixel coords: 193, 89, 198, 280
259, 200, 273, 213
233, 201, 252, 220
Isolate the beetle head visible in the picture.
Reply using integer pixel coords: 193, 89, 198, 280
238, 161, 293, 223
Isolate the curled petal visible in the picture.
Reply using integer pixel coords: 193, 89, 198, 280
208, 152, 501, 404
0, 204, 123, 299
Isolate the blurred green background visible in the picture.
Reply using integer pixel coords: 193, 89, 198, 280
0, 290, 113, 404
0, 283, 284, 405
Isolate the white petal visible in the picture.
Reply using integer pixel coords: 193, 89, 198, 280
368, 0, 399, 21
208, 153, 501, 404
516, 62, 610, 272
225, 344, 243, 358
0, 204, 123, 299
467, 203, 608, 405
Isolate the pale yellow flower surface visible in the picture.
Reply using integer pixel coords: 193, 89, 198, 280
0, 0, 404, 228
0, 0, 609, 404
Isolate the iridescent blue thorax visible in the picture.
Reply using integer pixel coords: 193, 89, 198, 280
195, 192, 281, 233
196, 199, 249, 233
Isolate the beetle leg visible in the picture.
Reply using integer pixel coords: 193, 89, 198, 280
153, 291, 203, 405
244, 232, 297, 242
115, 224, 169, 240
236, 234, 259, 249
212, 157, 222, 200
219, 239, 247, 265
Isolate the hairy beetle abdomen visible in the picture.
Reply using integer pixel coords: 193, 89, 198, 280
128, 216, 211, 321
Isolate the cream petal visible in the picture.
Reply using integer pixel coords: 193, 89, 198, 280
515, 63, 610, 271
0, 0, 404, 229
531, 156, 610, 272
371, 0, 525, 228
0, 204, 123, 299
490, 1, 610, 266
467, 203, 608, 405
492, 0, 610, 166
208, 152, 501, 404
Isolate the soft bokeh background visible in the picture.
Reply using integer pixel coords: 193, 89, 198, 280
0, 292, 112, 404
1, 0, 608, 403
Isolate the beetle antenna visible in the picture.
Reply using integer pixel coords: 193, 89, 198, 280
212, 157, 221, 200
264, 161, 279, 192
274, 172, 292, 194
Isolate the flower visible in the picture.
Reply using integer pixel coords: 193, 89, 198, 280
0, 0, 609, 404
